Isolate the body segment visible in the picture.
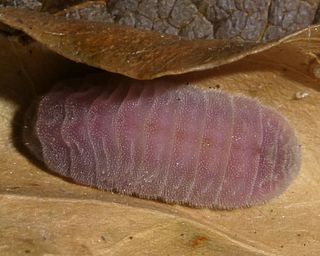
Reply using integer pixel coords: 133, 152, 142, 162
24, 77, 300, 209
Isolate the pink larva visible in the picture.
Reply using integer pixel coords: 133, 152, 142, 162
23, 78, 300, 209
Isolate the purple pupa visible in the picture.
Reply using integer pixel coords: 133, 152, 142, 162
23, 76, 300, 209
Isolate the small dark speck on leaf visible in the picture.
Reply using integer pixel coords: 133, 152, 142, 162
129, 236, 133, 240
100, 235, 106, 241
180, 233, 184, 237
280, 245, 284, 248
297, 233, 301, 237
190, 235, 208, 247
24, 250, 30, 254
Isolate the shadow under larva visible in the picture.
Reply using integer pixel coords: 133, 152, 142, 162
22, 74, 301, 209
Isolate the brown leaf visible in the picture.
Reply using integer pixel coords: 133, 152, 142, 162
0, 7, 281, 80
1, 196, 264, 255
2, 7, 320, 81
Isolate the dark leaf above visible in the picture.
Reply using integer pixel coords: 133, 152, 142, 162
0, 7, 276, 80
1, 7, 319, 80
0, 0, 41, 10
103, 0, 319, 41
1, 0, 320, 42
55, 0, 320, 42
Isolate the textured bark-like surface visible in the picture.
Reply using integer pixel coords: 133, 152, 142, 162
24, 77, 300, 209
104, 0, 319, 41
2, 0, 319, 41
0, 0, 41, 9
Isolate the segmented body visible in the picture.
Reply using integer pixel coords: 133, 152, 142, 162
24, 77, 300, 209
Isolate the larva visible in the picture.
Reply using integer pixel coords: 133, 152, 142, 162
23, 77, 300, 209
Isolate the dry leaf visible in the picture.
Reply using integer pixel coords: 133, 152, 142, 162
1, 7, 320, 81
0, 7, 274, 80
